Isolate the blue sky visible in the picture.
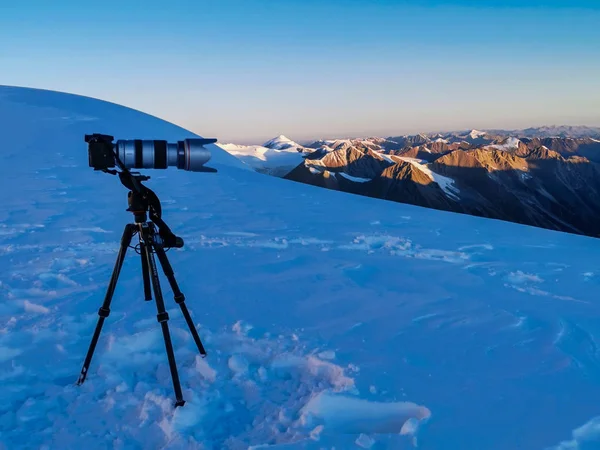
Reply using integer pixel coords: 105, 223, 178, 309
1, 0, 599, 143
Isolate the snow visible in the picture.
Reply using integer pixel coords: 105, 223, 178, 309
336, 172, 372, 183
2, 85, 600, 450
356, 433, 376, 448
468, 129, 486, 139
373, 151, 397, 164
550, 416, 600, 449
299, 392, 430, 441
262, 135, 300, 151
220, 142, 305, 177
488, 137, 521, 151
323, 139, 351, 146
397, 157, 461, 200
519, 170, 533, 182
22, 300, 50, 314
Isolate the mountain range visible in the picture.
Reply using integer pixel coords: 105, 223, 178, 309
221, 128, 600, 237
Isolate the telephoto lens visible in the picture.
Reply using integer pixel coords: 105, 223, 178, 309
115, 138, 216, 171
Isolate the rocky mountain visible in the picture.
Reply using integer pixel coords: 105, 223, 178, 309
223, 128, 600, 237
519, 137, 600, 163
287, 136, 600, 238
305, 137, 397, 153
493, 126, 600, 139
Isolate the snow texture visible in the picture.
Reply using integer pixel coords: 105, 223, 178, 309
1, 85, 600, 450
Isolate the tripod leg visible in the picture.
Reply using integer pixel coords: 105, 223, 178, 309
77, 224, 135, 385
140, 242, 152, 301
154, 245, 207, 357
141, 226, 186, 407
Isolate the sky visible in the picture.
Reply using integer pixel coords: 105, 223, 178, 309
1, 0, 599, 144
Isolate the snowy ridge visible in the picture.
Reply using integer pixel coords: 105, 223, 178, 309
397, 156, 460, 200
2, 86, 600, 449
373, 151, 397, 164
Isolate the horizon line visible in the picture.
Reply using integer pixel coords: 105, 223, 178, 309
220, 124, 600, 145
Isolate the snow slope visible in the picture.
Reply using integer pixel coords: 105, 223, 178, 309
219, 142, 306, 177
2, 86, 600, 449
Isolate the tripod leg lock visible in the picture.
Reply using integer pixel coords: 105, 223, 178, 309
157, 312, 170, 323
98, 307, 110, 318
174, 293, 185, 304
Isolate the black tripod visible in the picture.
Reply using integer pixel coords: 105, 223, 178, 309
76, 167, 207, 408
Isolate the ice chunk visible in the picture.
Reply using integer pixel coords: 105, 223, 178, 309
356, 433, 376, 448
23, 300, 50, 314
550, 416, 600, 449
300, 392, 431, 436
228, 355, 249, 375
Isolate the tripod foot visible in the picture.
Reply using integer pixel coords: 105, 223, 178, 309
175, 400, 186, 408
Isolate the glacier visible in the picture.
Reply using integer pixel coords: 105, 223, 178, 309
1, 85, 600, 449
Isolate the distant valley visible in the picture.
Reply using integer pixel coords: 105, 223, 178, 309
220, 126, 600, 238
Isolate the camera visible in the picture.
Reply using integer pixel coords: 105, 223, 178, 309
85, 133, 217, 172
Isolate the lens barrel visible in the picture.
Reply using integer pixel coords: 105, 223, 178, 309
115, 138, 215, 171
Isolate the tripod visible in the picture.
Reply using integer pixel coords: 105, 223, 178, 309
76, 180, 207, 408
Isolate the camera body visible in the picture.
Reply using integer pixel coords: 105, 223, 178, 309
86, 133, 117, 170
85, 133, 217, 172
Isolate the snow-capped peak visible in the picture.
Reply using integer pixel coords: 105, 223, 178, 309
267, 135, 292, 144
263, 135, 300, 150
468, 130, 486, 139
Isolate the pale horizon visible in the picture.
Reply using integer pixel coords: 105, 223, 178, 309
223, 122, 600, 146
2, 0, 599, 143
3, 82, 598, 146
